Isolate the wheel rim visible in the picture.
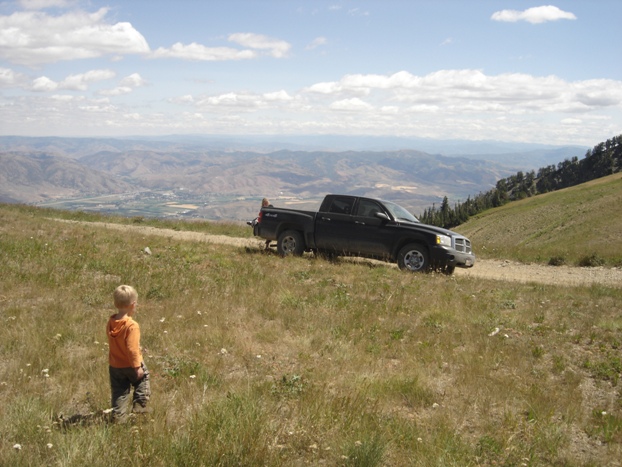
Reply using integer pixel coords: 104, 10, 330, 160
282, 236, 297, 254
403, 250, 425, 271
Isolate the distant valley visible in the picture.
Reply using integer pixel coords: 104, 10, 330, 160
0, 135, 587, 222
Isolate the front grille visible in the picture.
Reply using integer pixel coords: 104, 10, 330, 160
454, 237, 472, 254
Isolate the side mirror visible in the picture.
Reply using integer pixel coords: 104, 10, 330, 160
375, 212, 390, 221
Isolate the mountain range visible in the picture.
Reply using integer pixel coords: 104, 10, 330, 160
0, 135, 588, 220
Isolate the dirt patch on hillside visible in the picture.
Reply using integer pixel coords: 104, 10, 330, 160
56, 219, 622, 288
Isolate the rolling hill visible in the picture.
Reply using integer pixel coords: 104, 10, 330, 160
457, 172, 622, 265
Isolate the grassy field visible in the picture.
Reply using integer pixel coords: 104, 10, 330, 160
458, 172, 622, 267
0, 182, 621, 465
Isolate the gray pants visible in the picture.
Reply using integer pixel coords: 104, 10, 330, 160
109, 362, 151, 422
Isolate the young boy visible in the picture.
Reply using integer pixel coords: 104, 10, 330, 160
107, 285, 151, 422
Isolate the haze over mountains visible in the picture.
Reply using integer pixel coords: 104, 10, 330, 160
0, 135, 587, 220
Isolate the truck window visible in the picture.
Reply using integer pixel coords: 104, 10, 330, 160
355, 199, 382, 217
325, 197, 355, 215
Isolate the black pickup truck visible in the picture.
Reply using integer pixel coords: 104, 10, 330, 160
253, 194, 475, 274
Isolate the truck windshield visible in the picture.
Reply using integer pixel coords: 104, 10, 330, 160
383, 200, 420, 223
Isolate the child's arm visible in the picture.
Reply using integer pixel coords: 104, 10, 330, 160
126, 324, 144, 379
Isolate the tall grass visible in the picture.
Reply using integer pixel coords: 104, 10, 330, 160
1, 203, 621, 465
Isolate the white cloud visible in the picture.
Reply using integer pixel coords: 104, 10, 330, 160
3, 68, 621, 145
197, 92, 261, 109
97, 73, 145, 96
0, 8, 150, 66
151, 42, 256, 61
98, 86, 132, 96
19, 0, 74, 9
59, 69, 115, 90
491, 5, 577, 24
329, 98, 373, 111
303, 70, 622, 117
120, 73, 147, 88
0, 67, 27, 87
306, 36, 328, 50
29, 69, 115, 92
263, 90, 293, 102
561, 118, 582, 125
347, 8, 370, 17
228, 33, 291, 58
31, 75, 57, 91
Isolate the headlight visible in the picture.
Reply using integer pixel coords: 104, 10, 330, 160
436, 234, 452, 247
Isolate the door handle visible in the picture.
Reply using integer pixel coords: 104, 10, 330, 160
354, 221, 366, 225
321, 216, 331, 221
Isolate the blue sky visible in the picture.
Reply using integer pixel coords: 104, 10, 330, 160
0, 0, 620, 145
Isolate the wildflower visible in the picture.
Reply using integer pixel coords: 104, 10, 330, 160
163, 331, 168, 334
197, 311, 202, 315
220, 348, 228, 355
42, 369, 49, 374
47, 443, 53, 449
189, 375, 196, 379
13, 444, 21, 450
159, 318, 165, 323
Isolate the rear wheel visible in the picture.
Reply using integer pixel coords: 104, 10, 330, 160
277, 230, 305, 257
397, 243, 430, 272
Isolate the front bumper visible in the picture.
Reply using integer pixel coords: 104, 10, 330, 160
430, 246, 476, 269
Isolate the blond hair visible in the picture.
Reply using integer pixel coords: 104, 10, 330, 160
113, 285, 138, 308
261, 198, 270, 207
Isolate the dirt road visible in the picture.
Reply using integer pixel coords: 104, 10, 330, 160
61, 220, 622, 288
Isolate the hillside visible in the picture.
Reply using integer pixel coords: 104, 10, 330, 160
0, 201, 621, 466
0, 152, 134, 203
457, 172, 622, 265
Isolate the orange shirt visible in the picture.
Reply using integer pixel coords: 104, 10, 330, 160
107, 314, 143, 369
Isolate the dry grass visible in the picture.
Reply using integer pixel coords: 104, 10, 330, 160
0, 203, 621, 466
457, 172, 622, 267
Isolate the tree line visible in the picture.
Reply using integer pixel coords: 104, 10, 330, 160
419, 134, 622, 229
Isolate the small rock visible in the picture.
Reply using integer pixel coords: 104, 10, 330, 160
144, 247, 152, 255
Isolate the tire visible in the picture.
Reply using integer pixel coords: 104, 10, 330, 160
277, 230, 305, 257
397, 243, 430, 272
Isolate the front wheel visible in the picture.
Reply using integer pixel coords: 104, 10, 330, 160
277, 230, 305, 257
397, 243, 430, 272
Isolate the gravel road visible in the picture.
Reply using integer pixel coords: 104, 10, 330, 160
62, 220, 622, 288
